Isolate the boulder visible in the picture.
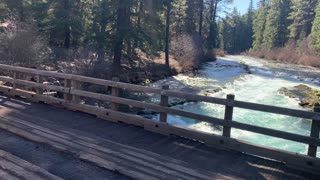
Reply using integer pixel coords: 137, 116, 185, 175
279, 84, 320, 109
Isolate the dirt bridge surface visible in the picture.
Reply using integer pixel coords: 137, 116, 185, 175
0, 94, 318, 180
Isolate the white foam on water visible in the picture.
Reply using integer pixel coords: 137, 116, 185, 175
153, 55, 320, 156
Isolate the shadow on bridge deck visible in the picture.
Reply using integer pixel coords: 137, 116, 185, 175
0, 94, 317, 180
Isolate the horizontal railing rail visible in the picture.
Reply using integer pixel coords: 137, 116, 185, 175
0, 64, 319, 174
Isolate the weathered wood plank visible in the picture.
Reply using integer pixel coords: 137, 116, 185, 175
0, 76, 68, 93
223, 94, 234, 137
308, 105, 320, 157
0, 115, 218, 180
111, 77, 120, 111
1, 84, 320, 148
233, 100, 320, 121
0, 64, 319, 120
71, 80, 81, 104
0, 150, 62, 180
36, 74, 43, 94
160, 85, 169, 123
69, 89, 320, 146
64, 79, 72, 101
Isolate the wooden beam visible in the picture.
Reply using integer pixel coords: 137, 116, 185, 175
308, 105, 320, 157
64, 79, 72, 101
0, 150, 63, 180
71, 80, 81, 104
36, 74, 43, 94
111, 77, 120, 111
0, 76, 68, 93
160, 85, 169, 123
223, 94, 234, 137
0, 64, 319, 121
13, 71, 17, 89
69, 89, 320, 146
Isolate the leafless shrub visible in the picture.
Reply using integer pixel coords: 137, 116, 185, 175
0, 20, 50, 67
57, 47, 112, 79
171, 33, 204, 71
247, 38, 320, 67
213, 49, 226, 57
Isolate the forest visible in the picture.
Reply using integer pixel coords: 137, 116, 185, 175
222, 0, 320, 67
1, 0, 320, 83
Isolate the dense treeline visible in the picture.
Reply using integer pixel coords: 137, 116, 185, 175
2, 0, 319, 80
218, 0, 320, 66
0, 0, 235, 81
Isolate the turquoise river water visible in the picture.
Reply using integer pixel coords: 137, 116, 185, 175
150, 55, 320, 157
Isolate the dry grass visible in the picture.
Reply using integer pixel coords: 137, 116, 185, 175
153, 53, 183, 73
247, 42, 320, 67
213, 49, 226, 57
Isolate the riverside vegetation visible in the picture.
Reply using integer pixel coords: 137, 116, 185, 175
0, 0, 241, 84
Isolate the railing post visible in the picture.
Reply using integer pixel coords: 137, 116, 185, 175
111, 77, 120, 111
71, 80, 81, 104
13, 71, 17, 89
308, 104, 320, 157
223, 94, 235, 138
160, 85, 169, 123
64, 79, 72, 101
36, 74, 43, 94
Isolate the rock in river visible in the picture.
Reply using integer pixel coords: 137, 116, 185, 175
279, 84, 320, 109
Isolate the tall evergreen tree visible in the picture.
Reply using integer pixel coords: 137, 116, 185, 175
252, 0, 269, 50
198, 0, 204, 37
184, 0, 198, 34
112, 0, 132, 76
165, 0, 172, 68
288, 0, 318, 42
263, 0, 291, 49
310, 1, 320, 52
244, 0, 254, 50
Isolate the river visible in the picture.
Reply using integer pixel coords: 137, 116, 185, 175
149, 55, 320, 157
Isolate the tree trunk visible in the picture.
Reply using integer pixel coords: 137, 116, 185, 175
199, 0, 204, 37
112, 1, 129, 77
134, 0, 143, 48
165, 0, 171, 68
97, 22, 107, 63
207, 0, 219, 49
64, 0, 71, 49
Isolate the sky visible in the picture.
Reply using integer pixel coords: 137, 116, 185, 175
226, 0, 259, 15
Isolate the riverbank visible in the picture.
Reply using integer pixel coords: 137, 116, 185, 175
246, 48, 320, 68
53, 50, 216, 86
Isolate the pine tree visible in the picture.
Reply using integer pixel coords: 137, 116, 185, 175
165, 0, 172, 68
252, 0, 269, 50
263, 0, 291, 49
288, 0, 318, 42
245, 0, 254, 50
310, 1, 320, 52
221, 8, 243, 53
112, 0, 132, 76
198, 0, 204, 37
184, 0, 198, 34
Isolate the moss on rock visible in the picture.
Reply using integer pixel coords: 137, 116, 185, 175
279, 84, 320, 109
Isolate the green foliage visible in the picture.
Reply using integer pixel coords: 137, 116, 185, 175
262, 0, 291, 49
288, 0, 318, 42
310, 1, 320, 52
252, 0, 269, 50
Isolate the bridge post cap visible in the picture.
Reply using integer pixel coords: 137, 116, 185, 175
162, 85, 169, 90
226, 94, 235, 99
112, 77, 120, 82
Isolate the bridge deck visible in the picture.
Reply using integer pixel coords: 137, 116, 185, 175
0, 94, 317, 180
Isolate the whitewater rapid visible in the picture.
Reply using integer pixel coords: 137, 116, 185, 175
150, 55, 320, 157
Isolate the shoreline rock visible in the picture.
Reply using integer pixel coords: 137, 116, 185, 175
279, 84, 320, 109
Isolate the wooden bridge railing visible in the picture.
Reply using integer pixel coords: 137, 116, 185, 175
0, 64, 319, 174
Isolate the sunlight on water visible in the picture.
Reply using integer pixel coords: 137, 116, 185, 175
153, 55, 320, 156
